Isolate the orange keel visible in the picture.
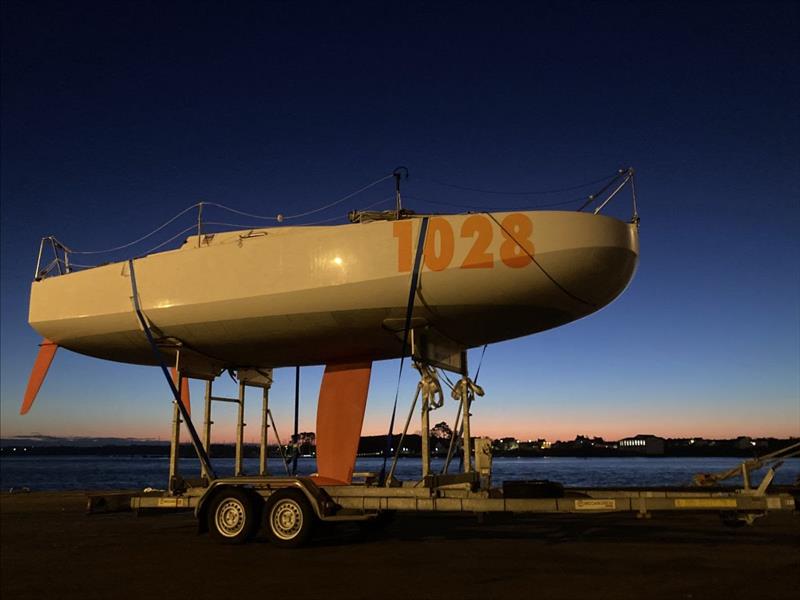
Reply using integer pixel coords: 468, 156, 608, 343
315, 361, 372, 485
20, 339, 59, 415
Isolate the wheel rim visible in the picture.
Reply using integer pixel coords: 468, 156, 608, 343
270, 499, 303, 540
214, 498, 246, 537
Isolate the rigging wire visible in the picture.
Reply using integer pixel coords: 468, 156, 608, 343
200, 202, 280, 222
138, 224, 199, 256
200, 221, 270, 229
473, 344, 488, 384
301, 195, 395, 225
280, 173, 394, 220
576, 168, 630, 212
52, 169, 627, 261
69, 203, 202, 255
61, 172, 394, 256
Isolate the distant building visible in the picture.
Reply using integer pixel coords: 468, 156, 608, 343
618, 434, 665, 455
496, 437, 519, 452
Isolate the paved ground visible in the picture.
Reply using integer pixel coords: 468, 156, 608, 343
1, 491, 798, 599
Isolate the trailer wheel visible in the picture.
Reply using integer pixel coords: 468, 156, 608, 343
207, 488, 259, 544
264, 489, 315, 548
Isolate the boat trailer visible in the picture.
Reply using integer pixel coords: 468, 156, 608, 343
87, 354, 799, 547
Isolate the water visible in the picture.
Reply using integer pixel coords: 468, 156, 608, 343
1, 455, 798, 491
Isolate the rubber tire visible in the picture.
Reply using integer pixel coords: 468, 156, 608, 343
264, 488, 315, 548
207, 488, 259, 544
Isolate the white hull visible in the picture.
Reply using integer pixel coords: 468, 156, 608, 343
29, 211, 638, 371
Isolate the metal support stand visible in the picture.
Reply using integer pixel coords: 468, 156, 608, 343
449, 352, 484, 476
385, 362, 444, 484
421, 389, 431, 478
259, 386, 270, 476
235, 382, 246, 476
292, 366, 300, 475
168, 353, 184, 494
168, 392, 182, 492
419, 363, 444, 478
441, 401, 462, 475
268, 409, 292, 476
201, 380, 213, 480
459, 376, 472, 474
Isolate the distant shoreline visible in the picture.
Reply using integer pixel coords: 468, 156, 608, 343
1, 442, 796, 460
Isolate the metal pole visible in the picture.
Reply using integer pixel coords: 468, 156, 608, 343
34, 238, 45, 279
421, 393, 431, 478
49, 237, 63, 275
235, 381, 245, 476
292, 366, 300, 475
442, 402, 463, 475
168, 377, 182, 492
386, 383, 421, 484
395, 170, 402, 218
593, 171, 633, 215
201, 380, 213, 480
268, 410, 292, 476
63, 241, 71, 274
460, 378, 472, 474
197, 203, 203, 247
420, 378, 431, 478
260, 387, 269, 476
460, 352, 472, 474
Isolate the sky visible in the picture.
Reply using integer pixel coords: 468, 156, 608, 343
1, 1, 798, 443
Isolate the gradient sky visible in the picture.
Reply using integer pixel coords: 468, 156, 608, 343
1, 1, 798, 443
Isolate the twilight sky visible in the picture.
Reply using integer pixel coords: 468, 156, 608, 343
1, 1, 798, 443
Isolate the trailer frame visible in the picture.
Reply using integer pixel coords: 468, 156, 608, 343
112, 365, 799, 547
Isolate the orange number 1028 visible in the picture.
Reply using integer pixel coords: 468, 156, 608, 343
392, 213, 534, 272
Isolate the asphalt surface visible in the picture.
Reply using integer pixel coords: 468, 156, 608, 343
1, 491, 798, 599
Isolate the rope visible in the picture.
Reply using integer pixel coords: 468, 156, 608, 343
418, 363, 445, 410
485, 212, 596, 308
